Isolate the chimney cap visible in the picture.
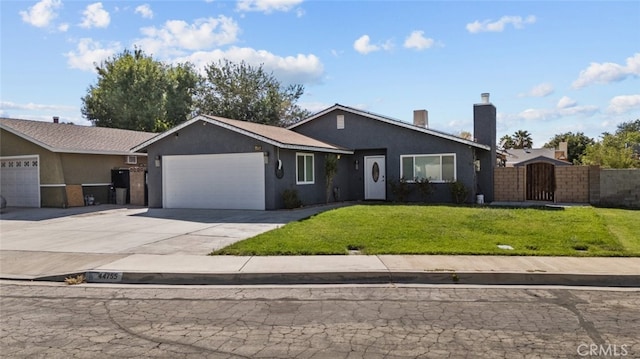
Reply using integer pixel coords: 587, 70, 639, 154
481, 93, 490, 103
53, 116, 59, 124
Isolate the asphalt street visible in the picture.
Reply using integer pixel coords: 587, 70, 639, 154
1, 282, 638, 358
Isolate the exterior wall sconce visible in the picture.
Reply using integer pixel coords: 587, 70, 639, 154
474, 159, 481, 172
155, 155, 161, 167
354, 159, 359, 170
263, 151, 269, 164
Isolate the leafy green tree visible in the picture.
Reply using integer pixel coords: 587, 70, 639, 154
82, 49, 198, 132
582, 120, 640, 168
543, 132, 594, 164
194, 60, 310, 126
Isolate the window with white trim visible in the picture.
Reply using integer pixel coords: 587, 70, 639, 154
401, 154, 456, 182
296, 153, 314, 184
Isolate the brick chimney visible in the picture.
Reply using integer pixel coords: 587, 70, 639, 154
53, 116, 59, 124
413, 109, 428, 128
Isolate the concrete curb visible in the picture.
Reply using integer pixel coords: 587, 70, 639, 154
18, 271, 640, 287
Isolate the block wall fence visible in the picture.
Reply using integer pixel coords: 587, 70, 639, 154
493, 166, 640, 208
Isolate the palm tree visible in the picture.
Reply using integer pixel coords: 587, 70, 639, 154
499, 134, 515, 150
512, 130, 533, 149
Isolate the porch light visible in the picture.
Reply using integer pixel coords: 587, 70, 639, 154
155, 155, 161, 167
264, 151, 269, 164
354, 159, 359, 170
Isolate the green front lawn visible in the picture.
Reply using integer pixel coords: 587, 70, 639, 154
212, 205, 640, 256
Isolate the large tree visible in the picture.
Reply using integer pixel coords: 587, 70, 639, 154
82, 49, 198, 132
194, 60, 310, 126
543, 132, 594, 164
581, 120, 640, 168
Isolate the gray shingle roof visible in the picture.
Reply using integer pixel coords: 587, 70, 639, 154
0, 118, 156, 155
132, 115, 353, 154
288, 103, 491, 151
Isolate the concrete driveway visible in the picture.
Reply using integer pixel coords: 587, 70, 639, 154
0, 204, 344, 256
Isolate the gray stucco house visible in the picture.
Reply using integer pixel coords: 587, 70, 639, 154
135, 94, 497, 209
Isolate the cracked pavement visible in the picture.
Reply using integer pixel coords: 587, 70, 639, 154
1, 283, 638, 358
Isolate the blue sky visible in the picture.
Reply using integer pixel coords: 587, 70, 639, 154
1, 0, 639, 146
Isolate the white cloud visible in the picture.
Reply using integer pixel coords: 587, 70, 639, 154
403, 31, 435, 51
65, 38, 120, 72
516, 103, 598, 122
174, 46, 324, 85
354, 35, 379, 54
135, 4, 153, 19
607, 94, 640, 114
136, 16, 240, 56
572, 53, 640, 89
58, 23, 69, 32
353, 35, 392, 55
0, 101, 76, 112
466, 15, 536, 33
236, 0, 303, 13
80, 2, 111, 29
519, 83, 554, 97
19, 0, 62, 28
557, 96, 577, 109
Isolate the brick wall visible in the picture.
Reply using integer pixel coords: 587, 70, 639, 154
555, 166, 590, 203
494, 167, 525, 201
599, 169, 640, 208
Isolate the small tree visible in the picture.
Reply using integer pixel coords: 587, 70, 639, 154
325, 154, 339, 203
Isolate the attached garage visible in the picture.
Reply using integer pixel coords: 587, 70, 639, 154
162, 152, 265, 210
0, 155, 40, 207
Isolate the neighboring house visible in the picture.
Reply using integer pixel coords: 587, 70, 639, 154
132, 115, 352, 210
135, 93, 497, 210
500, 144, 571, 167
0, 117, 155, 207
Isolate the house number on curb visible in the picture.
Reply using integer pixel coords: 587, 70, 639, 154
86, 272, 123, 283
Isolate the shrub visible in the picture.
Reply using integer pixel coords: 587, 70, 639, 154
415, 177, 434, 202
449, 181, 469, 204
282, 188, 302, 209
388, 177, 412, 202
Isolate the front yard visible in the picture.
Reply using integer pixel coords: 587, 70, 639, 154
213, 205, 640, 256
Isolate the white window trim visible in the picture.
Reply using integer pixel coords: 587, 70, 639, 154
296, 153, 315, 185
400, 153, 457, 183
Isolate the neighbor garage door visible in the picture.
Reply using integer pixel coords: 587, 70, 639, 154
162, 153, 265, 210
0, 156, 41, 207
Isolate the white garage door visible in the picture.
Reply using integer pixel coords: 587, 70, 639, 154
162, 153, 265, 210
0, 156, 41, 207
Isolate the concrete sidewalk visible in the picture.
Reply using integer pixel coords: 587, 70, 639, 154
1, 204, 639, 287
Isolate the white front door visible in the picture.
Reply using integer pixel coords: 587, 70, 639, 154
364, 156, 386, 200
